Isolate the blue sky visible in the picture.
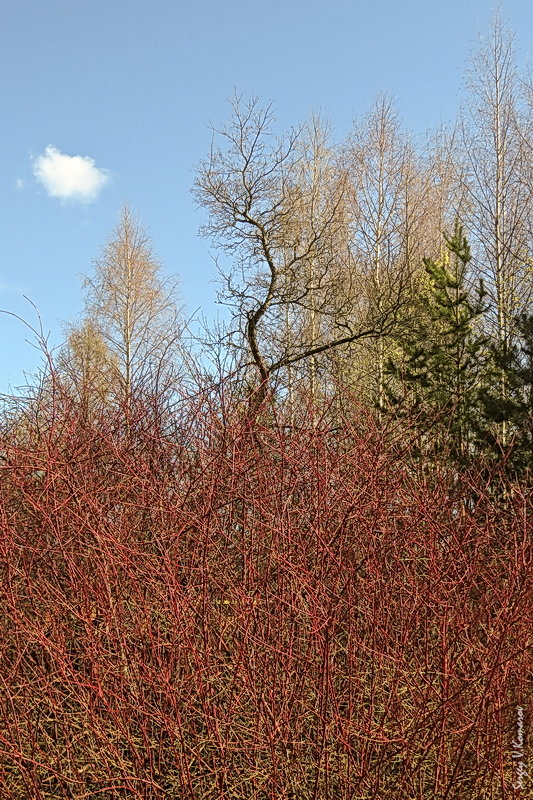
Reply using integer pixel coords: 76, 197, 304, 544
1, 0, 531, 393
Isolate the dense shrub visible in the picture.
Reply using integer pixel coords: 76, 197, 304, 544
0, 391, 530, 799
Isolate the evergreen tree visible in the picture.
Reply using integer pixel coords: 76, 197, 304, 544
385, 222, 487, 462
477, 312, 533, 474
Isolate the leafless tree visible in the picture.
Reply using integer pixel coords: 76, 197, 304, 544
57, 319, 117, 420
195, 96, 409, 412
460, 17, 533, 442
81, 206, 182, 412
336, 95, 437, 413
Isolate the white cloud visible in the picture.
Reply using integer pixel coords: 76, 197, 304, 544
0, 278, 27, 293
15, 178, 25, 190
33, 146, 109, 203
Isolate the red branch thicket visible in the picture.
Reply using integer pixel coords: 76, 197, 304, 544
0, 389, 531, 799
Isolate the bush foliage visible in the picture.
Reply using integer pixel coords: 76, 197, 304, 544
0, 389, 530, 799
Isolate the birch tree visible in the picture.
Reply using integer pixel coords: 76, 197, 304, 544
460, 18, 533, 444
339, 96, 436, 413
195, 97, 407, 411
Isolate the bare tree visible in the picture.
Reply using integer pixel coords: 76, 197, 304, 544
81, 206, 182, 411
460, 17, 533, 443
337, 96, 435, 413
195, 96, 408, 411
57, 319, 117, 420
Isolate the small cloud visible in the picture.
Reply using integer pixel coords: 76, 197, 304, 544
15, 178, 26, 190
33, 145, 109, 203
0, 278, 28, 293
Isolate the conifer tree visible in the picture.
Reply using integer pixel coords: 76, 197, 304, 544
57, 319, 117, 421
386, 223, 487, 462
81, 206, 182, 412
477, 312, 533, 474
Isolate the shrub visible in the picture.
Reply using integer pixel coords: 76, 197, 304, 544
0, 389, 530, 798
